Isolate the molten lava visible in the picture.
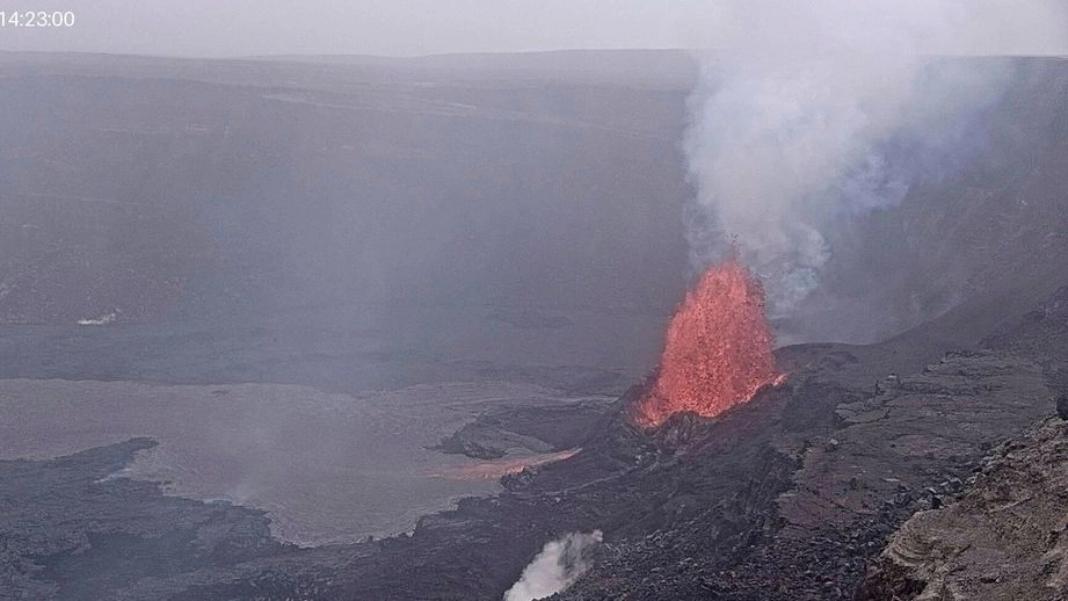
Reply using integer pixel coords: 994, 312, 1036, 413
632, 258, 783, 428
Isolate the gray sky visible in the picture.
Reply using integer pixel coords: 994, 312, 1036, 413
1, 0, 1065, 58
0, 0, 720, 57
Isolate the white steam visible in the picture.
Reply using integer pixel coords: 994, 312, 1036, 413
685, 0, 1068, 316
503, 530, 603, 601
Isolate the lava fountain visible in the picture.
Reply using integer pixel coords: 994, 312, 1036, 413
631, 257, 784, 428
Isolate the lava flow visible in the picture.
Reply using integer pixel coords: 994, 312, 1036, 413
631, 257, 784, 428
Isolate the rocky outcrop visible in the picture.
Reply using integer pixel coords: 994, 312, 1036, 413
858, 418, 1068, 601
555, 348, 1058, 601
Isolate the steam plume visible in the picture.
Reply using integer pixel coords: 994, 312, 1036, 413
685, 0, 1068, 318
503, 530, 603, 601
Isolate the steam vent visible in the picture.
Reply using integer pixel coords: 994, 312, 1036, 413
632, 258, 784, 428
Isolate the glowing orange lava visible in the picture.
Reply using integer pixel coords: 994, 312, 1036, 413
632, 258, 784, 428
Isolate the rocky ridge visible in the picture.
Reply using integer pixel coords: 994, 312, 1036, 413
858, 417, 1068, 601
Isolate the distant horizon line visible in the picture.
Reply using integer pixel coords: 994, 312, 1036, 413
2, 47, 1066, 63
0, 47, 694, 61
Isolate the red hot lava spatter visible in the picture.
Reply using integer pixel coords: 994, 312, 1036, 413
631, 258, 785, 428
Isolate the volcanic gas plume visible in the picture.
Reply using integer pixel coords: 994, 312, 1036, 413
632, 258, 783, 428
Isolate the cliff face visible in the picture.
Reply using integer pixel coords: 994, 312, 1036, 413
855, 285, 1068, 601
858, 418, 1068, 601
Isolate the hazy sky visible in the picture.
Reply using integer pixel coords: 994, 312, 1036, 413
1, 0, 1065, 58
0, 1, 721, 57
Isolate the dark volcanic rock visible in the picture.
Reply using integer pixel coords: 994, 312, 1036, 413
857, 418, 1068, 600
8, 277, 1068, 601
0, 439, 298, 601
4, 305, 1066, 601
555, 347, 1057, 601
436, 398, 615, 459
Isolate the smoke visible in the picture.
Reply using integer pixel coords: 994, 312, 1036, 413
503, 530, 603, 601
684, 0, 1068, 318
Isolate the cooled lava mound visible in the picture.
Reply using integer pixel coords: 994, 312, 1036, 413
631, 257, 784, 427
